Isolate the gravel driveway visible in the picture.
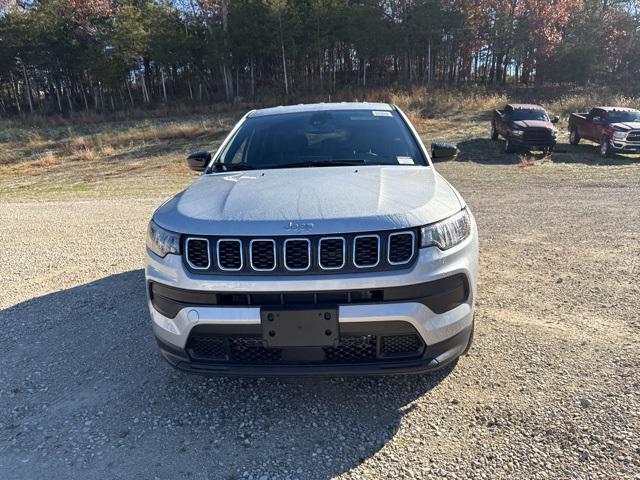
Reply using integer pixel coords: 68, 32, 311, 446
1, 162, 639, 479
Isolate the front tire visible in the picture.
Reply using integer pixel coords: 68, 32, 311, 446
600, 137, 611, 158
569, 128, 580, 145
504, 137, 516, 153
490, 123, 499, 141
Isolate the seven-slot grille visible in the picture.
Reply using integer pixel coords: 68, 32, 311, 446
184, 229, 417, 274
284, 239, 311, 270
217, 239, 242, 271
388, 232, 414, 265
353, 235, 380, 267
319, 237, 345, 269
185, 238, 210, 269
250, 239, 276, 271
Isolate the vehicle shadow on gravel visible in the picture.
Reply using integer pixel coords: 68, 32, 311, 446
456, 138, 640, 165
456, 138, 521, 164
1, 270, 453, 480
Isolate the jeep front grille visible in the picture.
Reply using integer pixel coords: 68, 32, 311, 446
217, 239, 242, 271
183, 229, 417, 275
250, 239, 276, 271
318, 237, 345, 269
284, 239, 311, 271
388, 232, 414, 265
353, 235, 380, 267
185, 238, 210, 269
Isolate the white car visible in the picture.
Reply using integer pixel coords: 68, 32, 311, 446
146, 102, 478, 375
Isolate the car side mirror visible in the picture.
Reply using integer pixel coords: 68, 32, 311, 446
187, 151, 211, 172
551, 115, 559, 124
431, 142, 459, 162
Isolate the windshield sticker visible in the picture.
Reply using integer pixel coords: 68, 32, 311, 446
372, 111, 392, 117
397, 156, 414, 165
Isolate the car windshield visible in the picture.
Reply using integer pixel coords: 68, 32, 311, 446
510, 109, 549, 121
607, 110, 640, 123
213, 109, 426, 170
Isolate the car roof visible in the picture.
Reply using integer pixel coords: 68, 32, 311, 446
248, 102, 394, 117
507, 103, 545, 110
594, 106, 639, 112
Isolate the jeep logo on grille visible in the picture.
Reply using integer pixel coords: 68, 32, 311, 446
284, 221, 314, 231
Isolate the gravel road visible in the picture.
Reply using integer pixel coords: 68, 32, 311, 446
1, 162, 639, 479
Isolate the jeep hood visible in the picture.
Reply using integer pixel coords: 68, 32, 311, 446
153, 165, 463, 236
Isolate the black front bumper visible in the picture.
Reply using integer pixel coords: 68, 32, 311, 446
510, 137, 556, 149
156, 323, 472, 377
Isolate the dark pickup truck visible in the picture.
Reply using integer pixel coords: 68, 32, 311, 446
568, 107, 640, 157
491, 104, 559, 153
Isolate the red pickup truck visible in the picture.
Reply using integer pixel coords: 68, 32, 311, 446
568, 107, 640, 157
491, 104, 559, 153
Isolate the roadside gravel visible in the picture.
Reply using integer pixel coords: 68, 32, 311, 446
1, 161, 639, 479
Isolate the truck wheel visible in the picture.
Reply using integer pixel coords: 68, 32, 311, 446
504, 137, 516, 153
490, 123, 499, 141
600, 138, 611, 158
569, 129, 580, 145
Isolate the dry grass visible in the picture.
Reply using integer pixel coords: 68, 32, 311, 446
385, 88, 507, 118
5, 151, 65, 175
546, 92, 640, 120
31, 151, 64, 168
1, 88, 639, 199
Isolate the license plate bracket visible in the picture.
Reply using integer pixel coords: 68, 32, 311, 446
261, 307, 339, 347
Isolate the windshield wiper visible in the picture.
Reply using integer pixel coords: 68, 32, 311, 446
211, 163, 257, 172
262, 159, 367, 169
211, 159, 366, 172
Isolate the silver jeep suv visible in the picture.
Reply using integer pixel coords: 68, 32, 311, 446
145, 103, 478, 375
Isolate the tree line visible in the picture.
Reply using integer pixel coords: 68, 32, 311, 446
0, 0, 638, 115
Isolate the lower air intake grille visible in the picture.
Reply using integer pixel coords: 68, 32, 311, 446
354, 236, 380, 267
218, 240, 242, 270
184, 331, 424, 365
323, 335, 377, 362
229, 337, 282, 363
381, 334, 423, 355
187, 336, 227, 360
186, 238, 210, 269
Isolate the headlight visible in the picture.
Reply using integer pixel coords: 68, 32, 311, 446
420, 209, 471, 250
613, 131, 628, 140
147, 220, 180, 257
511, 129, 524, 137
